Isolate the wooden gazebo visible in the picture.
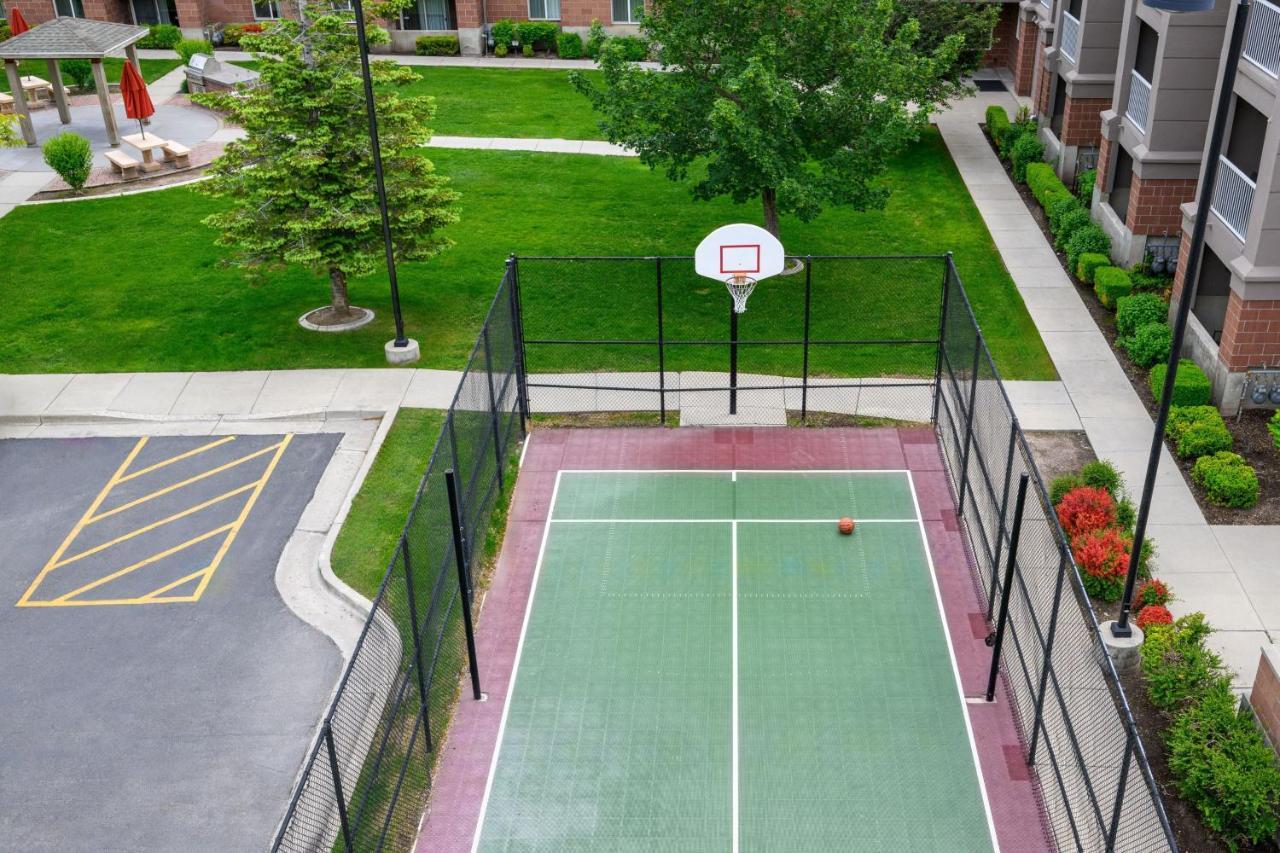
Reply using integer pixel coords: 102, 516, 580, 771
0, 17, 149, 147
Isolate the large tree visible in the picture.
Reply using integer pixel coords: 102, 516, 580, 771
573, 0, 974, 241
196, 2, 458, 325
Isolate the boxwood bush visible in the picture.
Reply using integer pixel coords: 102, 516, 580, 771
490, 18, 517, 46
1192, 451, 1258, 507
610, 35, 650, 61
1080, 460, 1121, 495
1122, 321, 1172, 368
556, 31, 583, 58
985, 105, 1011, 147
1026, 162, 1070, 207
1047, 195, 1083, 235
177, 38, 213, 64
1076, 167, 1097, 201
1270, 410, 1280, 450
42, 132, 93, 193
1149, 360, 1212, 407
1010, 132, 1044, 183
416, 35, 459, 55
1116, 292, 1168, 338
1166, 405, 1233, 459
516, 21, 559, 50
1066, 224, 1111, 274
1094, 266, 1133, 310
138, 23, 181, 49
1054, 207, 1092, 250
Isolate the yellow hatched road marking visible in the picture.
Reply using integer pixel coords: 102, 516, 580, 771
52, 524, 235, 604
116, 436, 237, 484
137, 566, 214, 602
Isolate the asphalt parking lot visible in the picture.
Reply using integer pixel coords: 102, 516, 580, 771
0, 433, 344, 852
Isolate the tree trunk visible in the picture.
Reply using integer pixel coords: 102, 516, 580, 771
761, 188, 780, 240
329, 266, 351, 316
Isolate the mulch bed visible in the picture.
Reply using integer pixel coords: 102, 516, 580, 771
980, 127, 1280, 525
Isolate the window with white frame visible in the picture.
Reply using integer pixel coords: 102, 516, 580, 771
254, 0, 280, 19
528, 0, 559, 20
53, 0, 85, 17
612, 0, 642, 23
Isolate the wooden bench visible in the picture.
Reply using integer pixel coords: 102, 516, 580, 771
105, 149, 141, 180
161, 140, 191, 168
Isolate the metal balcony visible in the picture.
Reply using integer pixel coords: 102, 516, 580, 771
1211, 155, 1256, 241
1060, 11, 1081, 63
1125, 70, 1152, 132
1243, 0, 1280, 77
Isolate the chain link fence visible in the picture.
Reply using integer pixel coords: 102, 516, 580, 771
935, 257, 1179, 852
270, 266, 525, 853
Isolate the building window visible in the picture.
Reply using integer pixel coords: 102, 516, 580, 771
1134, 21, 1158, 81
1109, 146, 1134, 221
401, 0, 452, 29
254, 0, 280, 19
53, 0, 85, 17
131, 0, 175, 24
612, 0, 642, 23
1049, 74, 1067, 139
528, 0, 559, 20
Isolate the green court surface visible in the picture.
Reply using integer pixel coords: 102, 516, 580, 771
475, 471, 997, 852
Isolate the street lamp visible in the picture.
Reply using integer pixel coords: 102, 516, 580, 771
1110, 0, 1250, 639
350, 0, 420, 365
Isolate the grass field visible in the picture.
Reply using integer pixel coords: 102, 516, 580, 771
0, 58, 182, 92
0, 130, 1052, 379
400, 67, 604, 139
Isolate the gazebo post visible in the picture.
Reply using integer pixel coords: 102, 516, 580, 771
3, 59, 36, 147
90, 58, 119, 146
45, 58, 71, 125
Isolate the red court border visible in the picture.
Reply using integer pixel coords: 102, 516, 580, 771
416, 427, 1054, 853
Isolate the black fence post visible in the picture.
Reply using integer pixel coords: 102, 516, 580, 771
988, 418, 1020, 619
324, 724, 354, 852
400, 534, 433, 754
986, 473, 1030, 702
729, 305, 739, 416
1107, 731, 1135, 852
481, 326, 505, 493
932, 253, 953, 425
801, 256, 813, 423
506, 255, 529, 435
446, 469, 482, 701
1028, 546, 1069, 765
957, 329, 983, 513
656, 257, 666, 425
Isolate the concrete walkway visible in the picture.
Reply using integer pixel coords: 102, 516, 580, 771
936, 86, 1274, 688
134, 47, 661, 71
429, 134, 630, 156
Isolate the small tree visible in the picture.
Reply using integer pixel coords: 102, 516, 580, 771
0, 115, 21, 148
195, 3, 459, 325
43, 132, 93, 192
572, 0, 970, 240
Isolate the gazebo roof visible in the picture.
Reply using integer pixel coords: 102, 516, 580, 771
0, 17, 148, 60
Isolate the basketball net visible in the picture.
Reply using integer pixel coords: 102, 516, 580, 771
725, 275, 757, 314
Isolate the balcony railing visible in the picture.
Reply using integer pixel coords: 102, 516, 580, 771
1060, 11, 1081, 63
1243, 0, 1280, 78
1211, 155, 1256, 241
1125, 70, 1152, 132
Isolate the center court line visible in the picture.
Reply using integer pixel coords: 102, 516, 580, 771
731, 519, 740, 853
549, 518, 920, 524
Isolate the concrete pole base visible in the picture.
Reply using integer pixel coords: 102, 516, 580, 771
1100, 620, 1145, 672
385, 338, 421, 365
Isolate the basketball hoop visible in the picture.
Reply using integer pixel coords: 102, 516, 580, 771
725, 274, 757, 314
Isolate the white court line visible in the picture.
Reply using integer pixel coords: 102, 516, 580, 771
907, 470, 1002, 853
517, 432, 532, 468
557, 468, 910, 474
470, 469, 564, 853
549, 518, 920, 524
731, 520, 740, 853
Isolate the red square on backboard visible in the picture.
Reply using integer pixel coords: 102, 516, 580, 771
720, 244, 761, 275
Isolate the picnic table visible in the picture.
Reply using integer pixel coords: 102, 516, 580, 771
17, 75, 53, 102
121, 132, 168, 172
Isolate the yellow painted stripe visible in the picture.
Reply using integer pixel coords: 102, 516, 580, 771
137, 566, 212, 601
88, 440, 285, 525
17, 595, 200, 607
49, 524, 234, 604
116, 436, 237, 484
15, 437, 148, 607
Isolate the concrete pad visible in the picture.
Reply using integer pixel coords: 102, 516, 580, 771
1149, 483, 1208, 525
1207, 631, 1275, 690
1145, 523, 1233, 575
429, 135, 492, 150
0, 424, 38, 438
1166, 573, 1264, 631
0, 374, 73, 420
1102, 448, 1185, 490
1038, 329, 1115, 363
403, 369, 464, 409
1066, 388, 1151, 420
29, 420, 219, 438
108, 372, 193, 415
297, 448, 366, 534
172, 371, 270, 416
533, 138, 585, 154
1052, 357, 1132, 391
43, 373, 134, 415
579, 140, 634, 157
965, 185, 1023, 202
1213, 526, 1280, 630
1002, 380, 1082, 431
252, 369, 345, 414
1078, 417, 1157, 453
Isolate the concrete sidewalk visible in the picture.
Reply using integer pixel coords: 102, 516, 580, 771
936, 86, 1274, 687
134, 47, 661, 71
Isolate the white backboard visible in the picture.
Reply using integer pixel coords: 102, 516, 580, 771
695, 223, 786, 282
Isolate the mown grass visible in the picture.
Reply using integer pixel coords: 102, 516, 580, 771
0, 58, 182, 92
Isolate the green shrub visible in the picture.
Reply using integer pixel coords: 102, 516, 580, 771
1010, 132, 1044, 183
494, 43, 509, 57
1076, 167, 1096, 201
176, 38, 213, 64
1076, 252, 1109, 284
1269, 411, 1280, 450
1130, 267, 1170, 293
1167, 405, 1232, 459
516, 21, 558, 49
522, 43, 534, 57
1065, 224, 1111, 273
1054, 206, 1093, 249
1080, 460, 1121, 496
221, 25, 243, 47
1047, 195, 1084, 235
61, 59, 94, 92
1193, 451, 1258, 508
1122, 321, 1171, 369
0, 23, 10, 43
556, 31, 584, 58
1116, 292, 1168, 338
610, 34, 650, 61
138, 23, 182, 49
1094, 266, 1133, 310
1149, 360, 1212, 407
1000, 107, 1035, 161
1116, 493, 1136, 530
1049, 473, 1086, 506
1166, 682, 1280, 849
490, 18, 517, 47
985, 105, 1011, 147
1026, 162, 1069, 207
415, 35, 459, 55
42, 133, 93, 193
1140, 613, 1222, 711
586, 18, 608, 59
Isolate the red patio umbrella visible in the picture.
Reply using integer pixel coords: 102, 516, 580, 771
119, 60, 155, 139
9, 8, 31, 35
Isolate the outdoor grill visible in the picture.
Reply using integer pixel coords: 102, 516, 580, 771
185, 54, 260, 94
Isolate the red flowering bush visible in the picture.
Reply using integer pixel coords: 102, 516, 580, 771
1136, 604, 1173, 631
1136, 578, 1171, 608
1057, 486, 1117, 539
1072, 527, 1130, 602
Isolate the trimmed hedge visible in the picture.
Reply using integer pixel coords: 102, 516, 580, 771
1077, 252, 1110, 284
138, 23, 181, 49
985, 105, 1011, 148
1081, 459, 1121, 496
1149, 360, 1212, 407
556, 31, 583, 58
1116, 292, 1168, 338
176, 38, 213, 65
1027, 162, 1070, 208
610, 35, 650, 61
1192, 451, 1259, 507
1047, 195, 1084, 236
416, 35, 460, 55
1010, 132, 1044, 183
1076, 167, 1097, 201
516, 21, 559, 50
1123, 321, 1172, 368
42, 133, 92, 193
1054, 207, 1092, 250
1270, 410, 1280, 450
1095, 266, 1133, 310
1167, 405, 1233, 459
1065, 224, 1111, 273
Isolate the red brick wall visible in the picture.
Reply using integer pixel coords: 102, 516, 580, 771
9, 0, 57, 25
459, 0, 626, 26
1014, 17, 1038, 96
1125, 174, 1198, 236
1251, 653, 1280, 755
1219, 292, 1280, 369
1171, 228, 1192, 303
1034, 46, 1052, 115
1097, 137, 1114, 191
984, 3, 1018, 69
1060, 96, 1109, 147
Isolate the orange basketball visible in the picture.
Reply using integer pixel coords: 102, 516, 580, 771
838, 517, 855, 535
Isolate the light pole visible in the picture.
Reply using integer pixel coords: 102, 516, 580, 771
1110, 0, 1249, 639
350, 0, 420, 364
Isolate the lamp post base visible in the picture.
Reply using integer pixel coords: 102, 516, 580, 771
1100, 620, 1144, 671
385, 338, 421, 365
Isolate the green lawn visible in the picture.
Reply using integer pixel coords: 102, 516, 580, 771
0, 58, 182, 92
0, 129, 1053, 379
